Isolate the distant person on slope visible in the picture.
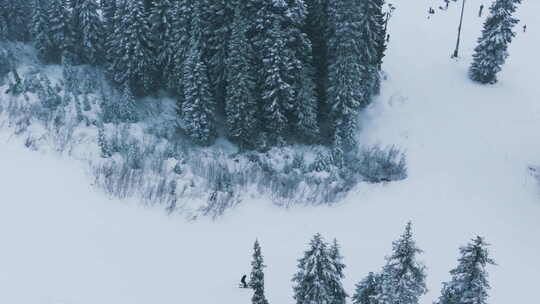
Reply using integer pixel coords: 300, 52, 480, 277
479, 4, 484, 17
523, 24, 527, 33
240, 274, 248, 288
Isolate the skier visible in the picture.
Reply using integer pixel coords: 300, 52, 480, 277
445, 0, 450, 9
240, 274, 248, 288
479, 4, 484, 17
523, 24, 527, 33
428, 7, 435, 19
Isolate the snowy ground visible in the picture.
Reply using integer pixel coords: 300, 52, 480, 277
1, 0, 539, 303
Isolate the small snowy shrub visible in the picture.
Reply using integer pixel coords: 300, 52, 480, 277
357, 145, 407, 183
37, 76, 61, 110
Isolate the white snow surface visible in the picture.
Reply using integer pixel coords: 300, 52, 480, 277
1, 0, 539, 303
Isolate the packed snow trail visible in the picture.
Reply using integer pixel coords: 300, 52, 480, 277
1, 0, 540, 304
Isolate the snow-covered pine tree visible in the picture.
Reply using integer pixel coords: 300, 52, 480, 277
2, 0, 32, 42
101, 0, 119, 64
0, 0, 7, 41
31, 0, 54, 63
118, 86, 138, 123
206, 0, 235, 114
109, 0, 155, 95
98, 126, 112, 158
47, 0, 70, 64
284, 0, 319, 143
101, 0, 117, 34
435, 236, 496, 304
352, 272, 382, 304
378, 222, 428, 304
469, 0, 521, 84
249, 240, 269, 304
293, 234, 347, 304
328, 238, 348, 304
77, 0, 104, 65
306, 0, 329, 102
181, 1, 217, 146
327, 0, 366, 150
166, 0, 192, 95
149, 0, 174, 85
261, 17, 293, 145
358, 0, 386, 95
225, 4, 259, 149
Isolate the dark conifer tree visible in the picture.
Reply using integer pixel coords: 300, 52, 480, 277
261, 17, 293, 145
118, 86, 138, 123
378, 222, 428, 304
3, 0, 32, 42
47, 0, 71, 63
225, 4, 259, 149
77, 0, 104, 65
352, 272, 382, 304
435, 237, 496, 304
101, 0, 119, 63
181, 1, 217, 145
469, 0, 520, 84
327, 0, 365, 150
166, 0, 192, 95
0, 0, 7, 41
284, 0, 319, 143
149, 0, 175, 85
31, 0, 54, 63
358, 0, 386, 95
328, 239, 348, 304
101, 0, 117, 35
305, 0, 329, 104
109, 0, 155, 95
307, 0, 334, 139
293, 234, 347, 304
249, 240, 269, 304
207, 0, 235, 114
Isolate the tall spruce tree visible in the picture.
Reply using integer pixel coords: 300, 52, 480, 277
77, 0, 104, 65
284, 0, 319, 143
101, 0, 117, 35
249, 240, 269, 304
306, 0, 329, 104
3, 0, 32, 42
469, 0, 521, 84
353, 272, 382, 304
31, 0, 54, 63
109, 0, 155, 95
47, 0, 71, 64
327, 0, 366, 150
101, 0, 119, 64
149, 0, 175, 85
328, 239, 348, 304
358, 0, 386, 95
378, 222, 428, 304
165, 0, 192, 95
118, 86, 139, 123
435, 237, 496, 304
0, 0, 7, 41
181, 1, 217, 145
261, 16, 293, 145
293, 234, 347, 304
207, 0, 235, 114
225, 4, 259, 149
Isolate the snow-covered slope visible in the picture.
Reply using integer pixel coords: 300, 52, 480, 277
1, 0, 539, 303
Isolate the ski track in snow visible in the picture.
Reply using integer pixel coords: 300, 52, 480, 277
1, 0, 539, 303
